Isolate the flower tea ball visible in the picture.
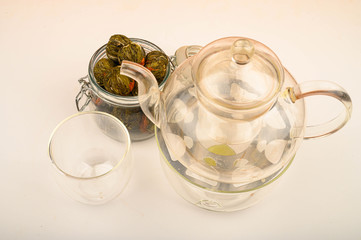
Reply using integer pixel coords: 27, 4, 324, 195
118, 42, 145, 65
106, 34, 132, 63
93, 58, 116, 88
104, 66, 135, 96
145, 51, 169, 83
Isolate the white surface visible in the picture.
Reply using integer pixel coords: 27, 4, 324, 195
1, 0, 361, 239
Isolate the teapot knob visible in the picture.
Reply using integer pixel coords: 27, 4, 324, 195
231, 39, 255, 64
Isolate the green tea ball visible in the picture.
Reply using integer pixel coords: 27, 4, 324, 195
93, 58, 116, 87
145, 51, 169, 83
104, 66, 135, 96
118, 42, 145, 65
106, 34, 131, 63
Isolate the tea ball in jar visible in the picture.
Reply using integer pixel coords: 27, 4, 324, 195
93, 58, 116, 88
106, 34, 132, 63
104, 66, 135, 96
145, 51, 169, 83
117, 42, 146, 65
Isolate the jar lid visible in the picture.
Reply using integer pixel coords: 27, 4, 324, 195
192, 37, 284, 119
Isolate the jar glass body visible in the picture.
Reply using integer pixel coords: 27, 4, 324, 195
79, 38, 172, 141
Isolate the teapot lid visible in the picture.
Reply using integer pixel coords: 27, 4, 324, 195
192, 37, 284, 119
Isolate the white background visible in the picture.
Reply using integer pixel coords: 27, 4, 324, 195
1, 0, 361, 239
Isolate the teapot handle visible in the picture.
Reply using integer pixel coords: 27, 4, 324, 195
289, 80, 352, 139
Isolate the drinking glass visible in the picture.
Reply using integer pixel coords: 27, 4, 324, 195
48, 111, 132, 204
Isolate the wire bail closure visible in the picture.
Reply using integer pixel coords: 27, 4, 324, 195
75, 76, 92, 112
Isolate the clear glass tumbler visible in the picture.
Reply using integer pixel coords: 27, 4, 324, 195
48, 111, 133, 204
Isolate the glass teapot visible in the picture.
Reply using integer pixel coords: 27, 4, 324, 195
119, 37, 352, 184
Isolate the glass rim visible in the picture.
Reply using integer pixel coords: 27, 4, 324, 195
48, 111, 131, 180
155, 127, 294, 193
87, 38, 171, 106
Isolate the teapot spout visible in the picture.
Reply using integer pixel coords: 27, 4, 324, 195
119, 60, 161, 127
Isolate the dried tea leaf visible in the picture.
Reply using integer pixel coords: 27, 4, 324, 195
118, 42, 145, 65
111, 107, 142, 130
94, 58, 116, 87
106, 34, 131, 63
111, 106, 153, 133
104, 66, 135, 96
145, 51, 168, 83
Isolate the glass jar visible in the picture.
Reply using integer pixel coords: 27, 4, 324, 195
76, 38, 172, 141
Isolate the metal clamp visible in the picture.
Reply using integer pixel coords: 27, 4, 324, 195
171, 45, 202, 68
75, 76, 92, 112
169, 55, 176, 72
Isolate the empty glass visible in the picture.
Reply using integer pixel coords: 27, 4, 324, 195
48, 111, 133, 204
